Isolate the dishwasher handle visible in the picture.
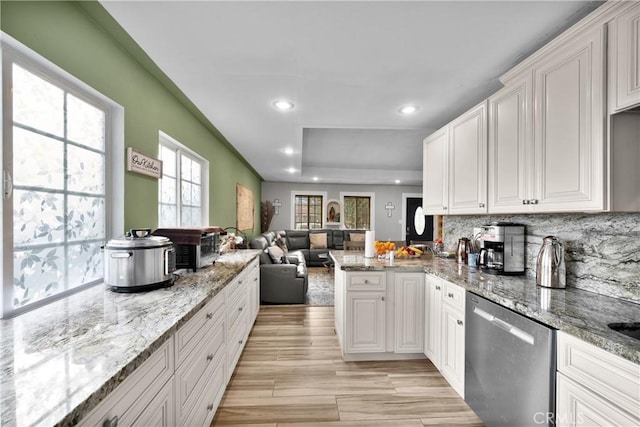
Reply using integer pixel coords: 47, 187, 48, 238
472, 305, 535, 345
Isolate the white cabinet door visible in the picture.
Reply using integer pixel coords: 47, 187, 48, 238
488, 78, 533, 213
423, 127, 449, 215
440, 303, 465, 398
346, 292, 386, 353
448, 101, 488, 214
556, 373, 639, 427
394, 273, 424, 353
532, 25, 605, 212
610, 3, 640, 112
423, 274, 442, 368
129, 378, 175, 427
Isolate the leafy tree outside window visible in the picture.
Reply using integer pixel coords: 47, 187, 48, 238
294, 195, 323, 229
343, 196, 371, 229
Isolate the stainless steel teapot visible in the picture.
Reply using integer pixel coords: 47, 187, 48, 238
536, 236, 566, 288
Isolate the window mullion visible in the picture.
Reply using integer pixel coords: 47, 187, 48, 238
63, 92, 69, 292
176, 149, 182, 226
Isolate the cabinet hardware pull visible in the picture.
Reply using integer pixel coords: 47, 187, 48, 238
207, 404, 214, 411
435, 285, 441, 290
457, 320, 463, 326
522, 199, 529, 205
531, 199, 539, 204
206, 354, 214, 361
206, 313, 213, 319
479, 203, 485, 208
443, 206, 448, 210
381, 296, 385, 301
238, 339, 243, 345
448, 293, 454, 298
364, 279, 368, 284
103, 416, 118, 427
239, 306, 243, 312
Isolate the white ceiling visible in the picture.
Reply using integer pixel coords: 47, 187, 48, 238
100, 0, 603, 185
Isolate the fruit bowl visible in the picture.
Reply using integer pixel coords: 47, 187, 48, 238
395, 245, 424, 258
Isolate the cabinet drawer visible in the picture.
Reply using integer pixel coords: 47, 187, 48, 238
442, 281, 465, 311
227, 286, 248, 334
227, 308, 249, 378
346, 272, 386, 291
174, 293, 224, 368
175, 320, 225, 426
79, 338, 174, 426
182, 354, 226, 427
557, 331, 640, 417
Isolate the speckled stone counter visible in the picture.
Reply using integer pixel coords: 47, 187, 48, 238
331, 250, 640, 365
0, 250, 260, 427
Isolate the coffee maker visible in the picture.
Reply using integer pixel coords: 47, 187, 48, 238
478, 222, 525, 275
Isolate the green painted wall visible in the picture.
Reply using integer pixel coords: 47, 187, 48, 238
1, 1, 262, 236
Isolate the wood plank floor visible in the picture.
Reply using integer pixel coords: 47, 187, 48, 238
211, 306, 484, 427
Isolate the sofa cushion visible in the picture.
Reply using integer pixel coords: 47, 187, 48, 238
309, 232, 327, 249
267, 245, 285, 264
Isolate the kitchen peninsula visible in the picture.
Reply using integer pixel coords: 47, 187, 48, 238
0, 250, 261, 427
331, 250, 640, 364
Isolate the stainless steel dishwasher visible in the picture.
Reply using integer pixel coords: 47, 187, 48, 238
465, 292, 556, 427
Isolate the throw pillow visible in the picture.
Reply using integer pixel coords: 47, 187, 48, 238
309, 233, 327, 249
349, 233, 365, 242
275, 233, 289, 253
266, 246, 284, 264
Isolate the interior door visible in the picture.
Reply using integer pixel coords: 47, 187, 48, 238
406, 197, 433, 244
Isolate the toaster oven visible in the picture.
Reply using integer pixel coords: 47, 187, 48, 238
152, 227, 221, 272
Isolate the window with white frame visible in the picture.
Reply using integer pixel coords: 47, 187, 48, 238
2, 36, 123, 318
158, 133, 208, 227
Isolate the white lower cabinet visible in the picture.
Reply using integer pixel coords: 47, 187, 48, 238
394, 273, 425, 353
346, 292, 386, 353
79, 257, 260, 427
424, 273, 465, 398
556, 331, 640, 427
335, 268, 425, 359
556, 373, 638, 427
440, 303, 465, 398
423, 274, 442, 368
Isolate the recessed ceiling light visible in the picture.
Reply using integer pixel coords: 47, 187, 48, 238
273, 99, 295, 111
312, 176, 319, 181
395, 179, 401, 184
399, 105, 419, 115
287, 167, 296, 174
283, 147, 294, 155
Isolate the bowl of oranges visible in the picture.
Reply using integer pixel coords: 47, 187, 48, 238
374, 241, 396, 257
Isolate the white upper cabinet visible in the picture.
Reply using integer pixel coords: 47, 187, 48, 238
423, 127, 449, 215
488, 78, 532, 212
531, 25, 606, 212
489, 24, 606, 213
423, 101, 487, 215
609, 2, 640, 112
448, 101, 488, 214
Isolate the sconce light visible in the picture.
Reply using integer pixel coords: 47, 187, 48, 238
273, 199, 282, 215
385, 202, 395, 217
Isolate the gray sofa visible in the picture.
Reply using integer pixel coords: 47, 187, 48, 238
249, 229, 367, 304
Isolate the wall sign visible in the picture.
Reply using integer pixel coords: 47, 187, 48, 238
127, 147, 163, 179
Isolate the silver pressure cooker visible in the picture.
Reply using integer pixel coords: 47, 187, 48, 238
104, 228, 176, 292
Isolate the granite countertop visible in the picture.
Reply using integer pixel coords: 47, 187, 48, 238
0, 250, 261, 427
330, 250, 640, 365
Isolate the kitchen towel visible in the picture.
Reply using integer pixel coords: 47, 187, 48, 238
364, 230, 375, 258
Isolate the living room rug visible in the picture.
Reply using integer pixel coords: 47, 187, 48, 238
305, 267, 334, 306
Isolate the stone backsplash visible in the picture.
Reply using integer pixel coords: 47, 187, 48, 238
443, 212, 640, 304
